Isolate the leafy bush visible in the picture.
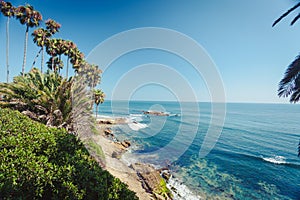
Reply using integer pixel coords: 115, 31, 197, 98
0, 108, 138, 199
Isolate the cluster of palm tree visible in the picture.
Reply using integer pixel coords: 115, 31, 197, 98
0, 1, 105, 134
32, 19, 61, 72
0, 1, 92, 80
45, 38, 85, 78
1, 1, 42, 79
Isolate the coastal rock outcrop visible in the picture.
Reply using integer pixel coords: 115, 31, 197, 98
142, 110, 170, 116
130, 163, 173, 200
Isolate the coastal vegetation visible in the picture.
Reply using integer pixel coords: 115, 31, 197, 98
0, 1, 137, 199
0, 108, 137, 199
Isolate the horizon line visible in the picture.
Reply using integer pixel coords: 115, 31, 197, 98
103, 99, 294, 105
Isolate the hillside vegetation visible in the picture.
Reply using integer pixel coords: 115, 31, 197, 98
0, 108, 138, 199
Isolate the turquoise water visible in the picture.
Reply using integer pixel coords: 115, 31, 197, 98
98, 101, 300, 199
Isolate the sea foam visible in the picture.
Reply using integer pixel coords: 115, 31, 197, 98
167, 175, 202, 200
262, 156, 286, 164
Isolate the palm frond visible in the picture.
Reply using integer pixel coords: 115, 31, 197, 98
278, 55, 300, 98
291, 13, 300, 25
273, 2, 300, 27
290, 88, 300, 102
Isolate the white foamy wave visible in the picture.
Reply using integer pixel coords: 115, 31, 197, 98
128, 122, 148, 131
127, 114, 144, 122
167, 176, 202, 200
96, 114, 113, 119
262, 156, 286, 164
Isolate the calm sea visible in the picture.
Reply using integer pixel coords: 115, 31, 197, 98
98, 101, 300, 200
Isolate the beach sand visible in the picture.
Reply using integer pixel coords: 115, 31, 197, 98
92, 124, 154, 200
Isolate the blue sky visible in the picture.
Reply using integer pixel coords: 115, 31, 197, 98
1, 0, 300, 103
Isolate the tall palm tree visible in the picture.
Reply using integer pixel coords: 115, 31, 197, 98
31, 19, 60, 72
45, 19, 61, 34
57, 39, 70, 74
77, 63, 102, 89
15, 4, 42, 76
32, 28, 50, 71
46, 56, 63, 72
93, 89, 105, 118
0, 1, 15, 83
46, 39, 70, 74
64, 40, 76, 78
46, 38, 58, 71
70, 47, 85, 73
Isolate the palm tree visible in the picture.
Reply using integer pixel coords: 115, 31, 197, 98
0, 1, 15, 83
46, 38, 58, 71
56, 39, 69, 74
31, 19, 60, 72
273, 3, 300, 157
32, 28, 50, 71
273, 4, 300, 103
93, 89, 105, 118
46, 56, 63, 72
70, 47, 85, 72
77, 63, 102, 89
45, 19, 61, 34
64, 40, 76, 78
15, 4, 42, 76
0, 68, 72, 130
0, 68, 96, 134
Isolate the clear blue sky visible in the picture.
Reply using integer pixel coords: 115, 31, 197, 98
1, 0, 300, 103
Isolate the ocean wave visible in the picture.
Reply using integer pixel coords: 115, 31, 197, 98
167, 175, 202, 200
262, 156, 286, 165
216, 150, 300, 168
128, 114, 144, 122
128, 122, 148, 131
96, 114, 113, 119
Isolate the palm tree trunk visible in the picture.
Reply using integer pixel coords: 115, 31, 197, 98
51, 56, 55, 72
31, 48, 43, 70
41, 46, 44, 73
66, 57, 69, 79
6, 17, 9, 83
22, 26, 29, 76
59, 54, 61, 74
96, 104, 98, 118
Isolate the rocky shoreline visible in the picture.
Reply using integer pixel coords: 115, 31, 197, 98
94, 119, 173, 200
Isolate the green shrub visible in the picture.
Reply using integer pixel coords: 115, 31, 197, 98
0, 108, 138, 200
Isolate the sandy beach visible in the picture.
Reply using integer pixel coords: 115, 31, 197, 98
92, 127, 152, 199
92, 121, 170, 200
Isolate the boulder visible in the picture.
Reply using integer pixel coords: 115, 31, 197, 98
130, 163, 173, 200
161, 170, 171, 181
104, 128, 112, 136
142, 110, 169, 116
121, 140, 131, 148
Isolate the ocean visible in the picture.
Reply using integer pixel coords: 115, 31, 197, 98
97, 101, 300, 200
